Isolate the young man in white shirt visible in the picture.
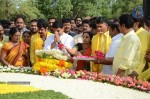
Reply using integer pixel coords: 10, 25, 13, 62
95, 22, 123, 75
44, 21, 74, 50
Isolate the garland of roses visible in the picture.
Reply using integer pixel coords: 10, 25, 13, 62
0, 66, 150, 93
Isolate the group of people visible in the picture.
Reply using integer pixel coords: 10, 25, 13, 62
0, 9, 150, 81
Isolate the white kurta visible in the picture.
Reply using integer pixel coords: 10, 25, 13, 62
44, 33, 74, 50
102, 33, 123, 75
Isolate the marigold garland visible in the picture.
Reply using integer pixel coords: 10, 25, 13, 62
32, 59, 72, 75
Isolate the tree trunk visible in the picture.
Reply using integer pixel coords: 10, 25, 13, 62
143, 0, 150, 18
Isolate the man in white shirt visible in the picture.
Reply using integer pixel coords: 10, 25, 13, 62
73, 19, 92, 44
94, 22, 123, 75
44, 21, 74, 50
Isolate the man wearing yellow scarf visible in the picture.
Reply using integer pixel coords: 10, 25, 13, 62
91, 17, 111, 73
132, 19, 150, 80
129, 8, 150, 81
30, 19, 51, 65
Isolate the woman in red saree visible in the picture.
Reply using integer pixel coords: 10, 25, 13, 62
0, 27, 30, 66
65, 31, 93, 71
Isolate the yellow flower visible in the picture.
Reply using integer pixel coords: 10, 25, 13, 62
0, 84, 40, 94
33, 58, 72, 73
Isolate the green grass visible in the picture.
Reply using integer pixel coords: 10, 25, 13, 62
0, 90, 71, 99
0, 81, 6, 84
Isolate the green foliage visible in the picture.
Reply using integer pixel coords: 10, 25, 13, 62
111, 0, 143, 18
0, 0, 143, 21
0, 90, 71, 99
15, 0, 45, 22
0, 0, 16, 20
0, 0, 45, 22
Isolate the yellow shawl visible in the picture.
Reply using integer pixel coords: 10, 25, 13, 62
91, 31, 111, 73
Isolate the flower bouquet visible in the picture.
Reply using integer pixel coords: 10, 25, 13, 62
94, 50, 105, 59
33, 49, 72, 75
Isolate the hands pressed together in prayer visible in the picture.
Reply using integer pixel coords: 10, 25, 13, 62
51, 32, 62, 49
54, 31, 60, 43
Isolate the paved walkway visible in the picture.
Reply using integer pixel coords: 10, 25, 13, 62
0, 73, 149, 99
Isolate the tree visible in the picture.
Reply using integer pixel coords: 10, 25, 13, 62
0, 0, 16, 20
71, 0, 97, 18
14, 0, 45, 22
36, 0, 73, 19
111, 0, 143, 18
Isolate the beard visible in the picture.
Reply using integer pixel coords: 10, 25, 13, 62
31, 28, 38, 33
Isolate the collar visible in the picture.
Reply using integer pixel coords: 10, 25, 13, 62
122, 30, 134, 39
136, 27, 144, 35
97, 31, 109, 37
112, 33, 123, 41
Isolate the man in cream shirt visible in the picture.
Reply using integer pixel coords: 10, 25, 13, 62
113, 14, 141, 77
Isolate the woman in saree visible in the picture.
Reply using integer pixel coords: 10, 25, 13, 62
0, 27, 30, 66
22, 30, 31, 45
65, 31, 93, 71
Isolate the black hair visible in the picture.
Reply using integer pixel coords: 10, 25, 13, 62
52, 21, 63, 28
62, 18, 71, 24
14, 15, 26, 23
9, 27, 20, 40
37, 19, 48, 29
90, 22, 97, 29
9, 27, 20, 36
109, 22, 120, 33
76, 24, 82, 27
30, 19, 38, 23
75, 17, 82, 21
132, 16, 144, 28
119, 14, 134, 28
23, 30, 31, 36
0, 20, 11, 29
82, 19, 92, 27
83, 31, 93, 40
90, 17, 97, 22
70, 18, 75, 21
96, 16, 107, 24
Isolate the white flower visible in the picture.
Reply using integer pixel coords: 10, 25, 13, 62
53, 54, 68, 60
35, 50, 44, 56
44, 50, 52, 55
61, 72, 71, 78
0, 66, 3, 69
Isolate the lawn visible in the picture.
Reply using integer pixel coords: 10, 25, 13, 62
0, 90, 71, 99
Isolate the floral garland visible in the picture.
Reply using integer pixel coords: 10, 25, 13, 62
51, 69, 150, 93
0, 66, 32, 74
34, 49, 72, 74
35, 49, 68, 60
33, 59, 72, 75
0, 66, 150, 93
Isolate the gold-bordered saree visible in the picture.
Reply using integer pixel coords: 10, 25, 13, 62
1, 41, 29, 66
